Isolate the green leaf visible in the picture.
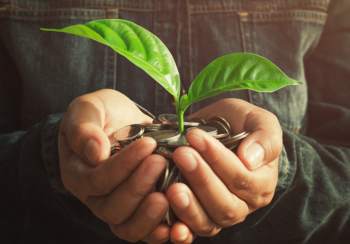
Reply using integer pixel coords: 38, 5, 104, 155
41, 19, 180, 99
183, 53, 302, 111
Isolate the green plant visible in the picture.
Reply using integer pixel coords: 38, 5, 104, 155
41, 19, 301, 134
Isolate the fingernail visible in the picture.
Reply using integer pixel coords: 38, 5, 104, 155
245, 143, 265, 168
85, 139, 100, 163
171, 193, 189, 209
143, 162, 165, 183
187, 134, 206, 152
146, 204, 166, 219
175, 153, 197, 172
136, 140, 156, 160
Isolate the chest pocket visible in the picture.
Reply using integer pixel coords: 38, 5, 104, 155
0, 1, 119, 128
238, 8, 327, 132
189, 1, 328, 132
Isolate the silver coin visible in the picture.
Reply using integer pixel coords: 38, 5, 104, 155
167, 134, 190, 147
165, 165, 179, 192
221, 131, 250, 147
158, 114, 190, 125
109, 135, 117, 150
227, 143, 239, 151
134, 102, 156, 119
113, 124, 144, 141
189, 117, 206, 125
110, 149, 120, 155
116, 140, 133, 146
170, 121, 200, 128
208, 116, 232, 136
158, 114, 178, 124
213, 133, 229, 139
142, 130, 181, 143
156, 159, 170, 193
155, 147, 174, 159
187, 126, 218, 136
112, 144, 123, 150
153, 118, 163, 124
206, 120, 230, 139
169, 124, 199, 131
144, 123, 171, 132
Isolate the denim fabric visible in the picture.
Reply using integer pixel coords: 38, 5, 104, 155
1, 0, 350, 243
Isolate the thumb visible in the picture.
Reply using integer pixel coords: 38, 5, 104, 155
60, 94, 111, 166
237, 110, 283, 170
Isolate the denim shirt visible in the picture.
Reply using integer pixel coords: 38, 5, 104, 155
1, 0, 350, 243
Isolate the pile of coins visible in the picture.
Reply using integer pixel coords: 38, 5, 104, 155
109, 107, 249, 225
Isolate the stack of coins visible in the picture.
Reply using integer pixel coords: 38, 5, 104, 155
110, 112, 249, 225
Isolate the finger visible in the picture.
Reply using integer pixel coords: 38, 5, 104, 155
60, 137, 157, 199
86, 154, 166, 225
186, 129, 277, 208
60, 93, 111, 166
170, 221, 196, 244
188, 98, 282, 170
142, 223, 170, 244
173, 146, 250, 227
167, 183, 221, 237
109, 192, 169, 243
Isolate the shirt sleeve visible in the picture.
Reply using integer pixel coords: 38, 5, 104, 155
211, 102, 350, 244
211, 0, 350, 243
0, 42, 115, 243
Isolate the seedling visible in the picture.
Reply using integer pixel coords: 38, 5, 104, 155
42, 19, 301, 134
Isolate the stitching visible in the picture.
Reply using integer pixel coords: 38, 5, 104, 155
0, 14, 107, 19
0, 6, 156, 19
186, 0, 193, 84
241, 16, 327, 24
189, 0, 329, 13
7, 0, 154, 10
191, 6, 328, 14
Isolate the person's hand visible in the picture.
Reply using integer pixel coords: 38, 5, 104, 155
166, 98, 282, 243
58, 89, 171, 243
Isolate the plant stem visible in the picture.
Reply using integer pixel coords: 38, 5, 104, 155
174, 97, 184, 134
178, 110, 185, 135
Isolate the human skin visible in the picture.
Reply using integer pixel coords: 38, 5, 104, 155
167, 99, 281, 243
58, 89, 281, 244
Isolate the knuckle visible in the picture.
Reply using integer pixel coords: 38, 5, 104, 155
197, 222, 220, 237
217, 209, 236, 227
122, 225, 144, 243
233, 216, 246, 225
247, 187, 275, 211
212, 201, 238, 227
70, 122, 85, 139
256, 191, 275, 209
190, 174, 211, 190
129, 184, 149, 200
89, 171, 111, 195
207, 148, 227, 167
229, 174, 251, 191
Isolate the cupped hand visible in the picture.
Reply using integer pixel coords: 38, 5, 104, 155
166, 98, 282, 243
58, 89, 170, 243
